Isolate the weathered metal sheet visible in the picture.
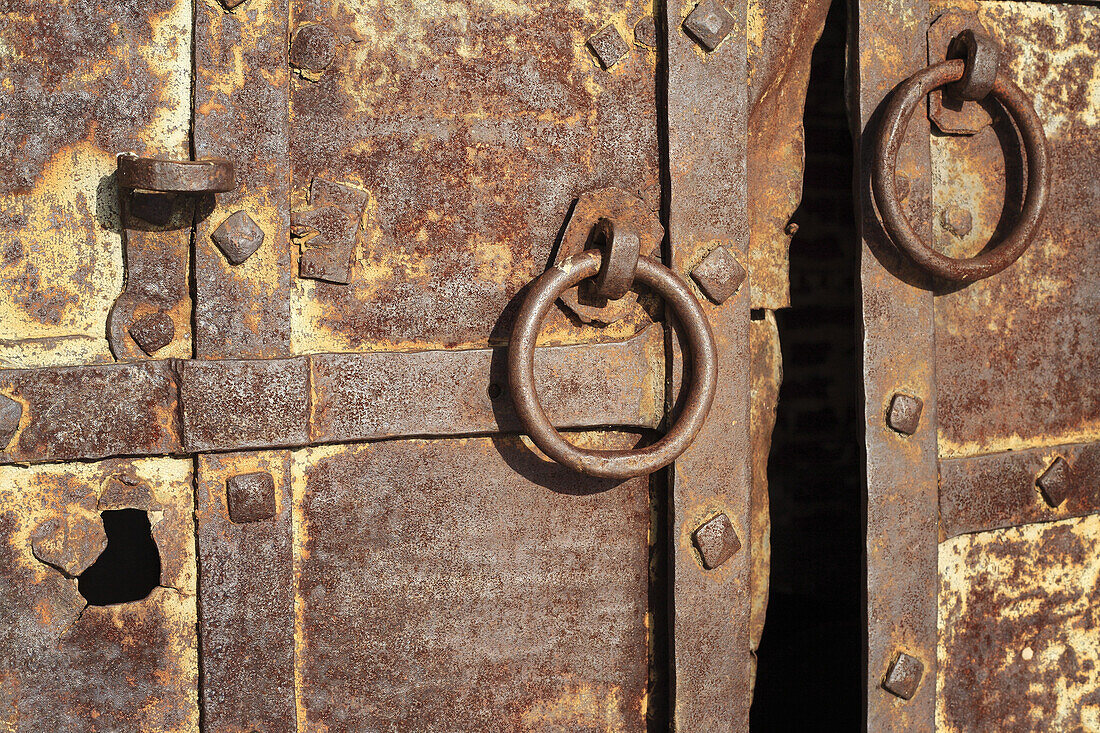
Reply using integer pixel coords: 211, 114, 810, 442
292, 435, 649, 730
311, 327, 664, 444
287, 0, 661, 353
931, 2, 1100, 460
666, 0, 753, 727
940, 442, 1100, 539
854, 0, 938, 728
0, 361, 182, 464
745, 0, 831, 309
0, 0, 193, 369
197, 450, 295, 731
194, 0, 293, 359
749, 312, 781, 670
939, 515, 1100, 731
0, 458, 197, 732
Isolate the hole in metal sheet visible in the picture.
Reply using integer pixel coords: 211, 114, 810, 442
78, 509, 160, 606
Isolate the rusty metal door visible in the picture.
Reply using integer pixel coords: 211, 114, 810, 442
0, 0, 818, 729
855, 1, 1100, 730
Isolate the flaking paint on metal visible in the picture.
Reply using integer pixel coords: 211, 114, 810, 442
0, 0, 192, 368
932, 1, 1100, 460
0, 458, 197, 732
939, 515, 1100, 731
288, 0, 661, 354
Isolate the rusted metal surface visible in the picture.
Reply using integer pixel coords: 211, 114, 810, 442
748, 313, 779, 680
745, 0, 831, 309
108, 186, 194, 361
293, 435, 649, 730
690, 245, 746, 305
932, 2, 1100, 460
928, 10, 992, 136
854, 0, 938, 728
939, 515, 1100, 731
194, 0, 292, 359
552, 187, 663, 326
591, 219, 641, 301
180, 357, 311, 452
292, 177, 368, 285
666, 0, 753, 725
0, 0, 192, 368
509, 253, 716, 479
940, 442, 1100, 540
0, 361, 182, 464
288, 0, 661, 353
116, 155, 236, 193
873, 58, 1051, 283
311, 328, 664, 444
197, 451, 295, 731
0, 458, 197, 731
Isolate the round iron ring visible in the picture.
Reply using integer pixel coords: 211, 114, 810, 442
508, 250, 717, 479
872, 58, 1051, 283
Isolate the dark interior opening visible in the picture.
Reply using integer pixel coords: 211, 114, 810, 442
78, 509, 161, 606
750, 1, 862, 728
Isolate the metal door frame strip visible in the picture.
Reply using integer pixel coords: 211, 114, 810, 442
854, 0, 938, 728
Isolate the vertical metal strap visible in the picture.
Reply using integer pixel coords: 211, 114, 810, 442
855, 0, 938, 729
665, 0, 753, 728
192, 1, 296, 730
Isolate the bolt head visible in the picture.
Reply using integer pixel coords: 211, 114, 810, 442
883, 651, 924, 700
887, 393, 923, 436
691, 513, 740, 570
690, 246, 745, 304
587, 25, 630, 70
226, 471, 277, 524
941, 206, 973, 238
1037, 456, 1073, 508
212, 211, 265, 265
683, 0, 736, 52
128, 312, 176, 356
290, 24, 338, 73
0, 394, 22, 451
634, 16, 657, 48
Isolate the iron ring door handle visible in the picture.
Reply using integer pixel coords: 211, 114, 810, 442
872, 57, 1051, 283
507, 250, 717, 480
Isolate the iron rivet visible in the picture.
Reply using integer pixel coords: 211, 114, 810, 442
940, 206, 973, 238
587, 25, 630, 70
634, 16, 657, 49
690, 246, 745, 304
290, 24, 338, 73
683, 0, 735, 52
1037, 456, 1073, 508
128, 312, 176, 356
226, 472, 277, 524
691, 513, 740, 570
0, 394, 22, 451
212, 211, 265, 265
886, 393, 923, 436
882, 651, 924, 700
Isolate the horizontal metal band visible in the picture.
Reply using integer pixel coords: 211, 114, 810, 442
0, 329, 663, 464
940, 441, 1100, 539
117, 155, 236, 193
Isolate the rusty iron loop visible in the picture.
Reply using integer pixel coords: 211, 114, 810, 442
117, 154, 236, 193
873, 58, 1051, 283
591, 218, 641, 300
508, 250, 717, 479
946, 28, 999, 101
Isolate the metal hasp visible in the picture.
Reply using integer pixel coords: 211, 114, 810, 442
858, 1, 1100, 730
508, 248, 717, 479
